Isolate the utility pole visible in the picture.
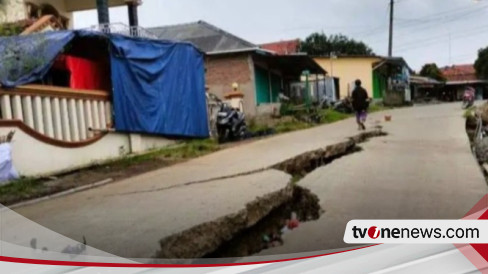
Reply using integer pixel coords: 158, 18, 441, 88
388, 0, 394, 57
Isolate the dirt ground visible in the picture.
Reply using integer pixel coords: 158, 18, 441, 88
0, 110, 355, 207
0, 156, 181, 206
0, 137, 269, 206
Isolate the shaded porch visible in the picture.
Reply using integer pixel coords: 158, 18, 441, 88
252, 54, 326, 109
373, 57, 412, 105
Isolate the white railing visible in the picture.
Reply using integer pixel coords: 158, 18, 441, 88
0, 85, 112, 142
87, 23, 158, 39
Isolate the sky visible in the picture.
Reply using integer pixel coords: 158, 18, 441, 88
73, 0, 488, 71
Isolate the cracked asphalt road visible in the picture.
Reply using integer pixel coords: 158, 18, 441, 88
258, 103, 488, 256
5, 103, 486, 259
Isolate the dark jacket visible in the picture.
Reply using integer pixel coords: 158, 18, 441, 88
351, 86, 369, 111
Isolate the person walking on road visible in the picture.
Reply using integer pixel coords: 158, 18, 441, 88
351, 79, 369, 131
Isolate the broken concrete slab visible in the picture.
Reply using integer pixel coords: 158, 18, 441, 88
8, 125, 388, 260
56, 117, 373, 197
257, 103, 488, 256
9, 169, 292, 259
272, 130, 386, 178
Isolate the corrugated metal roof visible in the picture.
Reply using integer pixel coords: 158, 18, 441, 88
148, 20, 257, 53
410, 75, 443, 85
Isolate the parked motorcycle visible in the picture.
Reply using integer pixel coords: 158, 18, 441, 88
216, 101, 247, 143
462, 87, 475, 109
333, 97, 354, 114
318, 97, 335, 109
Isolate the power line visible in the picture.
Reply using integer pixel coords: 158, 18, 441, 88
393, 6, 488, 32
396, 2, 488, 24
395, 24, 488, 52
357, 2, 488, 46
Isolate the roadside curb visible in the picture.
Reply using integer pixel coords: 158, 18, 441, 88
7, 178, 114, 210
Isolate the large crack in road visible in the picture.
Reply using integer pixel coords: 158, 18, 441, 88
153, 129, 387, 260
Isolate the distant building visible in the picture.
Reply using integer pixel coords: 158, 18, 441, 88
409, 75, 444, 102
260, 39, 300, 55
314, 56, 411, 105
150, 21, 325, 117
441, 64, 477, 82
440, 64, 488, 101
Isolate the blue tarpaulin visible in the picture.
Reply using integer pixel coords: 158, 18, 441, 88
110, 36, 208, 138
0, 31, 75, 87
0, 31, 209, 138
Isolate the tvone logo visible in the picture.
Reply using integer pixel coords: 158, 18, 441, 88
368, 226, 380, 239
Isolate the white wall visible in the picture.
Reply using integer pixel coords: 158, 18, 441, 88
0, 127, 175, 177
0, 0, 26, 23
129, 133, 175, 154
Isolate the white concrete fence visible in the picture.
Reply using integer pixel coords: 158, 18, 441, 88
0, 85, 112, 143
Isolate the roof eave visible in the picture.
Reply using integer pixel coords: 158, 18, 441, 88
206, 48, 262, 56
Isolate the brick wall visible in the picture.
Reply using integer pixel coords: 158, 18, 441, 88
206, 53, 257, 116
206, 54, 252, 85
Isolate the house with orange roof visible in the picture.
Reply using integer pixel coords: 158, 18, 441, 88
261, 39, 301, 55
440, 64, 488, 101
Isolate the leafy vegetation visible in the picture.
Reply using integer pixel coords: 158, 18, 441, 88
159, 139, 220, 159
247, 118, 273, 134
0, 177, 43, 201
105, 139, 219, 168
300, 32, 374, 56
249, 108, 354, 136
419, 63, 446, 82
475, 47, 488, 80
275, 119, 312, 133
318, 109, 351, 124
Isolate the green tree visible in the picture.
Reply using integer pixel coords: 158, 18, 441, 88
475, 47, 488, 80
419, 63, 446, 82
299, 32, 374, 56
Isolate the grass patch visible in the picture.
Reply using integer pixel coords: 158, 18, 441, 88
319, 109, 352, 124
159, 139, 219, 159
275, 119, 312, 133
248, 109, 354, 135
247, 118, 272, 134
112, 139, 220, 168
0, 139, 220, 205
0, 177, 44, 201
